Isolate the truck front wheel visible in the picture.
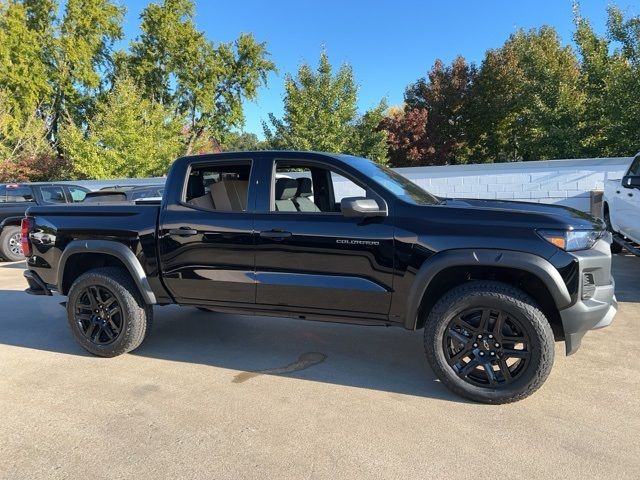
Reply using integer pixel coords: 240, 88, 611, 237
66, 267, 153, 357
423, 281, 554, 404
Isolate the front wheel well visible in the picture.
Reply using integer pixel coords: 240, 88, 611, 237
416, 266, 564, 339
61, 252, 131, 295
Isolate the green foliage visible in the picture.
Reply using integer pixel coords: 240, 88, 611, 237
127, 0, 275, 154
264, 52, 388, 164
221, 131, 268, 152
466, 27, 585, 162
59, 77, 183, 179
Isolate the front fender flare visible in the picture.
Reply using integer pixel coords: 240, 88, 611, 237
57, 240, 157, 304
404, 249, 572, 330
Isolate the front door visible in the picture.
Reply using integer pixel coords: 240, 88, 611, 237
158, 159, 257, 306
253, 157, 395, 317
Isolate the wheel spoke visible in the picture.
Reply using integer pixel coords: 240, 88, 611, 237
478, 309, 490, 331
447, 346, 472, 366
484, 363, 498, 385
92, 325, 103, 342
492, 311, 505, 336
501, 349, 530, 359
498, 358, 512, 382
102, 325, 115, 341
103, 296, 117, 308
454, 315, 477, 333
107, 318, 120, 334
458, 358, 480, 377
447, 328, 471, 346
84, 322, 98, 339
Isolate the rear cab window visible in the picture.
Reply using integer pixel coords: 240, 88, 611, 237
183, 161, 252, 212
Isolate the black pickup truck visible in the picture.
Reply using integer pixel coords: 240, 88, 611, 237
21, 152, 617, 403
0, 182, 90, 261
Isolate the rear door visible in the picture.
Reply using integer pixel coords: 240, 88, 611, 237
253, 156, 395, 318
158, 159, 257, 306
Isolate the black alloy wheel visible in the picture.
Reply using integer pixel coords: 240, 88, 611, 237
444, 307, 531, 387
74, 285, 123, 346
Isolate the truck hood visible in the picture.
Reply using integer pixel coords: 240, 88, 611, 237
441, 198, 604, 230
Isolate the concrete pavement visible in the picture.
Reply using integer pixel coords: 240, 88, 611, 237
0, 256, 639, 479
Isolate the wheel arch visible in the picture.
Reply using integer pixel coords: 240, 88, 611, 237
58, 240, 156, 304
405, 249, 571, 336
0, 216, 24, 229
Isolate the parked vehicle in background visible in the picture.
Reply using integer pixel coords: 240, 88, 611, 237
0, 183, 90, 261
603, 152, 640, 256
21, 152, 617, 404
83, 184, 164, 203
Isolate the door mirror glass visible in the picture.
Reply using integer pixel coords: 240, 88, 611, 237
623, 175, 640, 189
340, 197, 387, 218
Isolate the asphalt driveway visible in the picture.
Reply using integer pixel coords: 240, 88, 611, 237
0, 255, 638, 479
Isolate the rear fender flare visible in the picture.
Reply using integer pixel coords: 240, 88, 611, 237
57, 240, 157, 304
404, 249, 572, 330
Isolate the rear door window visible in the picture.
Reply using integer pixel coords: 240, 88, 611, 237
40, 185, 67, 204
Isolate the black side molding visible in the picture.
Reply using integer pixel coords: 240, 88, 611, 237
57, 240, 157, 304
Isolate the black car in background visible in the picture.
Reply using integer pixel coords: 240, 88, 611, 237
83, 185, 164, 203
0, 183, 90, 261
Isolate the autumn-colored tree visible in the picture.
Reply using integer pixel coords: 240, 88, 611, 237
385, 56, 476, 166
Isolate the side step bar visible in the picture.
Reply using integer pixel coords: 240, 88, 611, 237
613, 234, 640, 257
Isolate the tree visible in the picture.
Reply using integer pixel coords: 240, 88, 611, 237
466, 27, 585, 161
0, 89, 60, 182
384, 56, 476, 166
347, 100, 389, 165
59, 77, 183, 179
127, 0, 275, 155
264, 51, 388, 163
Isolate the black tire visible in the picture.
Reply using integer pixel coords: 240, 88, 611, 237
604, 208, 623, 254
0, 226, 24, 262
66, 267, 153, 357
423, 281, 554, 404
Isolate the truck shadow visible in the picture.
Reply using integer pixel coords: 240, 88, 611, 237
0, 289, 465, 403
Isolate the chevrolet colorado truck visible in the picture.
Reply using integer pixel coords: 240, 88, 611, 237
603, 152, 640, 255
21, 152, 617, 403
0, 182, 90, 261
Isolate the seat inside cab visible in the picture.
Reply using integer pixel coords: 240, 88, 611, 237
186, 163, 251, 212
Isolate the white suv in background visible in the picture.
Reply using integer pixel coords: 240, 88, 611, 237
603, 152, 640, 254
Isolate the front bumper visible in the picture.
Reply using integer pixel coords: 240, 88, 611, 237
559, 239, 617, 355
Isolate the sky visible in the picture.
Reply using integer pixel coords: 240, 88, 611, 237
118, 0, 638, 137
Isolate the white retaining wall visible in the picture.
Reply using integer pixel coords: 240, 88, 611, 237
394, 157, 631, 212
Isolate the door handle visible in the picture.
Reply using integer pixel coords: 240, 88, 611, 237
259, 230, 292, 240
168, 227, 198, 237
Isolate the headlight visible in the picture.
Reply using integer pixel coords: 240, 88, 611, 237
537, 229, 602, 251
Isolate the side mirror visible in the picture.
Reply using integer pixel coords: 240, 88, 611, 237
623, 176, 640, 189
340, 197, 387, 218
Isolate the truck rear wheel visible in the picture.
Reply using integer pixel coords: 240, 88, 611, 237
66, 267, 153, 357
0, 226, 24, 262
423, 281, 554, 404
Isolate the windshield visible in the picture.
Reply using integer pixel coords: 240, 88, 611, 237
340, 155, 440, 205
